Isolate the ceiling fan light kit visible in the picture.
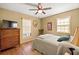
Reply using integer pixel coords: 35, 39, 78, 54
29, 3, 52, 15
38, 10, 43, 13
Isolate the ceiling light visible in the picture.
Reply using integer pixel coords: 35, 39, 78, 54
38, 10, 42, 13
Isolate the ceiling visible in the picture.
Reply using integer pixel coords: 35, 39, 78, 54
0, 3, 79, 18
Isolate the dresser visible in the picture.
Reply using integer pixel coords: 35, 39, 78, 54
0, 28, 20, 50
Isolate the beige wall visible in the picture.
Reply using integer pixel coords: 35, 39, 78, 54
42, 8, 79, 36
0, 8, 41, 44
0, 8, 79, 43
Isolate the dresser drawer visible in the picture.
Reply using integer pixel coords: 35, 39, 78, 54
2, 30, 18, 34
1, 31, 19, 37
1, 38, 12, 49
1, 35, 19, 39
1, 38, 19, 50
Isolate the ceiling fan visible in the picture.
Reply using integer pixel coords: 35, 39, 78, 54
29, 3, 52, 15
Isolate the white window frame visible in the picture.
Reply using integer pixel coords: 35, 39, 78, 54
57, 17, 70, 33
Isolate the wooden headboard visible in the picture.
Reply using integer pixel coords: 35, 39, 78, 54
71, 27, 79, 46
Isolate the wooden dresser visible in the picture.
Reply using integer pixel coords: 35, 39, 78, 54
0, 28, 20, 50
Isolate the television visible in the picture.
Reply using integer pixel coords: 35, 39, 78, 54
2, 20, 18, 28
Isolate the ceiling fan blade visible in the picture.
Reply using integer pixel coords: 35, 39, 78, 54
43, 7, 52, 10
24, 3, 37, 7
35, 12, 38, 15
42, 11, 46, 14
29, 9, 37, 11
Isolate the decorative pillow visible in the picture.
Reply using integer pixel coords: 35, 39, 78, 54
57, 35, 70, 42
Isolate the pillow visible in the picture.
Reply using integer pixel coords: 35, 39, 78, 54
61, 35, 70, 38
57, 35, 70, 42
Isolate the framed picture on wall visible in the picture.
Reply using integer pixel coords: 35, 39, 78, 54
47, 22, 52, 30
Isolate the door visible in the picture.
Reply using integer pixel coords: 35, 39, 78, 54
22, 19, 32, 40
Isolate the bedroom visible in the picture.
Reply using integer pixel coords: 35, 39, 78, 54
0, 3, 79, 55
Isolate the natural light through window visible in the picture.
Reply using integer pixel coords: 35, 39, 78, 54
22, 19, 31, 39
57, 17, 70, 33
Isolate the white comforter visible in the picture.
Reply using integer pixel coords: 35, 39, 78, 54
37, 34, 61, 46
33, 34, 63, 55
33, 34, 79, 55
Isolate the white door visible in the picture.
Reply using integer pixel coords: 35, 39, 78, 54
22, 19, 31, 39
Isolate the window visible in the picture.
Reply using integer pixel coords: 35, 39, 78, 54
57, 17, 70, 33
22, 19, 31, 39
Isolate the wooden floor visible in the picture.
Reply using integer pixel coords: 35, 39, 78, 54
0, 41, 41, 55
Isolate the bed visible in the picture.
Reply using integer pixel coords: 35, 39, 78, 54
32, 34, 78, 55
